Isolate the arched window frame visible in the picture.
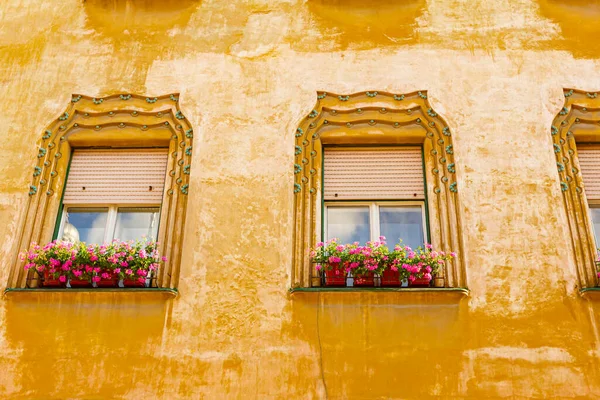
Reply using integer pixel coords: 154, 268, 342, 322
551, 88, 600, 288
292, 91, 466, 288
7, 93, 194, 289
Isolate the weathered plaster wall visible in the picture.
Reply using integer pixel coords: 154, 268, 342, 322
1, 0, 600, 398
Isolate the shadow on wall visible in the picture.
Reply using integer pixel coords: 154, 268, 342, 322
2, 293, 172, 397
536, 0, 600, 59
293, 0, 426, 51
82, 0, 201, 93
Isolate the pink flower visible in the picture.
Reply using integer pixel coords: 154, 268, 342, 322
336, 245, 344, 252
101, 272, 110, 279
408, 275, 416, 282
328, 256, 341, 264
316, 242, 324, 248
120, 261, 128, 267
450, 252, 457, 257
137, 277, 146, 284
49, 258, 60, 267
59, 275, 67, 283
85, 265, 93, 273
114, 268, 121, 274
90, 255, 98, 262
92, 276, 101, 283
128, 256, 134, 261
73, 270, 82, 277
423, 273, 432, 281
425, 266, 432, 273
125, 269, 133, 276
391, 266, 398, 272
149, 264, 158, 271
379, 236, 386, 241
93, 267, 100, 273
137, 269, 148, 277
138, 250, 147, 259
407, 252, 415, 259
161, 256, 167, 262
425, 243, 433, 249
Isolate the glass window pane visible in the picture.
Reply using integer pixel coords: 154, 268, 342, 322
591, 207, 600, 247
114, 207, 160, 242
380, 206, 425, 249
326, 207, 370, 244
64, 208, 109, 244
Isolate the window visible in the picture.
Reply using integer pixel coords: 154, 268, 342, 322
9, 93, 193, 289
56, 149, 167, 244
292, 91, 465, 289
578, 146, 600, 247
322, 147, 428, 249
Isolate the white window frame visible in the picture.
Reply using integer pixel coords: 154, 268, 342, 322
324, 201, 427, 244
57, 204, 161, 244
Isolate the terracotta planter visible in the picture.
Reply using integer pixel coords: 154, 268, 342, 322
69, 277, 92, 288
324, 267, 346, 286
42, 271, 66, 288
353, 272, 375, 287
381, 269, 402, 287
123, 278, 146, 288
409, 276, 432, 288
97, 271, 118, 288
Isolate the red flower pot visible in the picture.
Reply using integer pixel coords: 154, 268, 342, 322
69, 277, 92, 288
123, 278, 146, 288
97, 271, 118, 288
353, 272, 375, 287
324, 266, 346, 286
381, 269, 402, 287
409, 276, 432, 288
42, 271, 66, 288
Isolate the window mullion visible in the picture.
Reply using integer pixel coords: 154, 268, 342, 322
371, 203, 380, 241
105, 206, 118, 243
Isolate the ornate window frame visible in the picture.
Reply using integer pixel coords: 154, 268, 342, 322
7, 94, 193, 289
292, 91, 466, 288
551, 88, 600, 288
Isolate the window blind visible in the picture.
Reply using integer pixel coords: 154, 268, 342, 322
323, 148, 425, 200
578, 146, 600, 201
63, 149, 169, 204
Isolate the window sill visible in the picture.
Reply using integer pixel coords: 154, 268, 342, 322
579, 287, 600, 299
288, 287, 469, 306
3, 287, 178, 299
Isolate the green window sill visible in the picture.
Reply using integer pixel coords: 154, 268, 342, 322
3, 287, 178, 299
579, 287, 600, 299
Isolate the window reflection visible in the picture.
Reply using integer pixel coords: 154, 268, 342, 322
114, 208, 160, 242
327, 207, 370, 244
379, 206, 424, 249
65, 208, 109, 244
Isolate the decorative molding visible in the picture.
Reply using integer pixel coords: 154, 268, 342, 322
8, 93, 194, 290
292, 90, 465, 288
551, 88, 600, 288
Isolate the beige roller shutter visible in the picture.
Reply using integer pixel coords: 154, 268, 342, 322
579, 146, 600, 200
63, 149, 169, 204
324, 148, 425, 200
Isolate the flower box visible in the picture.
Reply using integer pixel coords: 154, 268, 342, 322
123, 279, 146, 288
409, 276, 432, 288
353, 272, 375, 287
21, 239, 165, 289
69, 278, 92, 288
42, 271, 65, 288
324, 267, 346, 286
381, 269, 402, 287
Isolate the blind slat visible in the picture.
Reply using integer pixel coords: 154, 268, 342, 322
324, 149, 425, 200
63, 150, 169, 205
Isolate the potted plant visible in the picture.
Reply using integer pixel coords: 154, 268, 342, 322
405, 244, 456, 287
21, 241, 76, 288
310, 239, 347, 286
382, 242, 409, 287
349, 238, 388, 287
21, 239, 164, 289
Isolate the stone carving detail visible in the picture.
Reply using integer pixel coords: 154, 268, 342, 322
551, 88, 600, 287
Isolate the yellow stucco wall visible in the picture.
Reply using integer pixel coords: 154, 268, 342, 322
1, 0, 600, 398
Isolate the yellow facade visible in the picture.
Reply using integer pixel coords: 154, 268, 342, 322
2, 0, 600, 398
